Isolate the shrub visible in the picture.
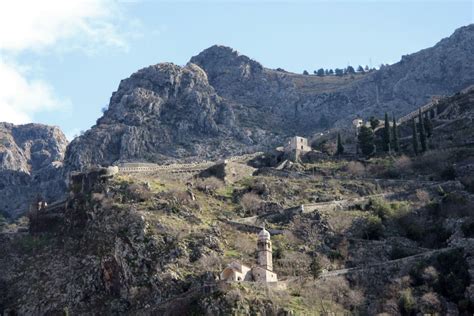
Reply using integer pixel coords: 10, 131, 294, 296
394, 155, 412, 173
240, 192, 263, 215
327, 250, 344, 261
420, 266, 439, 287
419, 292, 442, 315
196, 177, 224, 194
436, 249, 470, 304
367, 198, 410, 222
125, 183, 153, 202
225, 288, 243, 305
273, 246, 284, 260
363, 214, 384, 240
309, 255, 323, 279
415, 189, 430, 204
398, 289, 416, 315
431, 192, 472, 218
345, 161, 366, 177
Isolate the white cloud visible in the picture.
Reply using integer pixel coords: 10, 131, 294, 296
0, 61, 71, 124
0, 0, 130, 125
0, 0, 126, 53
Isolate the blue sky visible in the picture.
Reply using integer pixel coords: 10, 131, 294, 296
0, 1, 472, 140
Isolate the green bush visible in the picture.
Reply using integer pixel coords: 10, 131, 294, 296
327, 249, 344, 261
367, 198, 410, 222
273, 246, 284, 260
399, 289, 416, 315
363, 214, 384, 240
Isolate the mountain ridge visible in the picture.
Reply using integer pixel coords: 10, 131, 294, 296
65, 24, 474, 170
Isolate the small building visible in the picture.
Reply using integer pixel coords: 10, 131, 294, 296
352, 118, 364, 130
285, 136, 311, 152
220, 227, 278, 283
220, 261, 253, 282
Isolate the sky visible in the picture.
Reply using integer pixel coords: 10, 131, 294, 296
0, 0, 472, 140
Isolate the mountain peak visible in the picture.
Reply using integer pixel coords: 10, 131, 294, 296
190, 45, 263, 76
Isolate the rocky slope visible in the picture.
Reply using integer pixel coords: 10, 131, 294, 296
0, 123, 68, 218
65, 24, 474, 169
1, 152, 473, 314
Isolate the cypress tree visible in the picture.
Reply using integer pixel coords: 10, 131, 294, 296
418, 109, 427, 152
391, 115, 399, 152
358, 126, 375, 156
336, 133, 344, 155
412, 119, 419, 155
383, 112, 391, 152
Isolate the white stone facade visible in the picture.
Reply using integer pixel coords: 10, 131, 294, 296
220, 261, 253, 282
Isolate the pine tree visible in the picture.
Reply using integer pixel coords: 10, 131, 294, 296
412, 119, 419, 155
391, 115, 399, 152
418, 109, 427, 152
358, 126, 375, 156
336, 133, 344, 155
383, 112, 391, 152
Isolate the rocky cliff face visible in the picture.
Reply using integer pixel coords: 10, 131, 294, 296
65, 25, 474, 169
65, 63, 273, 170
0, 123, 68, 218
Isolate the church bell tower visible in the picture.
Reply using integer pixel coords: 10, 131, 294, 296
257, 227, 273, 271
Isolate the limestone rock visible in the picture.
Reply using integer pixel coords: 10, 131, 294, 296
0, 123, 68, 218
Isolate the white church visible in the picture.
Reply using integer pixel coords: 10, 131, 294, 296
220, 227, 278, 282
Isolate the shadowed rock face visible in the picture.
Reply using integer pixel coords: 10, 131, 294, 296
0, 123, 68, 218
65, 25, 474, 170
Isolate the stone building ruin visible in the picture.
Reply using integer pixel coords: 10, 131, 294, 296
285, 136, 311, 152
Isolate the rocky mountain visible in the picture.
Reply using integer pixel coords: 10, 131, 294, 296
64, 63, 263, 171
0, 123, 68, 218
65, 24, 474, 170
